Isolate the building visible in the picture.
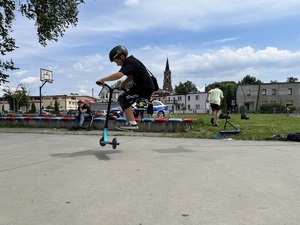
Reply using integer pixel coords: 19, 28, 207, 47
163, 58, 173, 92
236, 82, 300, 112
154, 92, 207, 114
0, 94, 97, 113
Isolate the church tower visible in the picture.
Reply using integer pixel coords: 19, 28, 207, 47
163, 58, 173, 92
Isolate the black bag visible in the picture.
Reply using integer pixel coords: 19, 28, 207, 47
146, 68, 159, 91
151, 75, 159, 91
287, 133, 300, 142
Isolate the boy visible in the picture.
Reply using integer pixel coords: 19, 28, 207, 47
206, 84, 224, 126
96, 45, 154, 129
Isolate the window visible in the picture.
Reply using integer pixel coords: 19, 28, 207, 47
178, 96, 182, 101
288, 88, 292, 95
272, 89, 276, 95
188, 96, 190, 101
262, 89, 266, 95
246, 90, 251, 96
195, 95, 200, 100
196, 104, 200, 109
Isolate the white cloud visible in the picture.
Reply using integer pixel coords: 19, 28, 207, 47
19, 77, 40, 85
124, 0, 140, 7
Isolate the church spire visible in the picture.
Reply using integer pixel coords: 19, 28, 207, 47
165, 57, 170, 71
163, 57, 173, 92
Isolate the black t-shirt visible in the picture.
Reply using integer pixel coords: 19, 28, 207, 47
119, 55, 154, 90
78, 104, 91, 114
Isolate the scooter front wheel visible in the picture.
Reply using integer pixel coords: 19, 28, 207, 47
99, 137, 106, 146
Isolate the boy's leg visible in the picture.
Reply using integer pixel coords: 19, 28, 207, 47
211, 110, 215, 124
215, 110, 220, 126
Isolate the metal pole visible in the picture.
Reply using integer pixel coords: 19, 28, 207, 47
39, 81, 47, 114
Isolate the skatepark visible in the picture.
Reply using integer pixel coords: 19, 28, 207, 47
0, 128, 299, 225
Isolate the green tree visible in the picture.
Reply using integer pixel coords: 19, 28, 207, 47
174, 80, 198, 95
238, 75, 262, 84
53, 98, 59, 113
30, 102, 36, 113
3, 86, 29, 111
174, 81, 198, 111
0, 0, 85, 85
287, 77, 298, 82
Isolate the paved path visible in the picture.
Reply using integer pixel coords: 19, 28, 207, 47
0, 130, 299, 225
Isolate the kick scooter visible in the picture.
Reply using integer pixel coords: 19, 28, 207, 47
96, 81, 120, 149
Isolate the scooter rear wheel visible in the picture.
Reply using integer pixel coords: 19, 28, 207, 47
99, 137, 106, 146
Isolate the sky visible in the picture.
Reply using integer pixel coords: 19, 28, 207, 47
2, 0, 300, 97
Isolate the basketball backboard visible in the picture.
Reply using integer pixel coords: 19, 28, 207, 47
40, 68, 53, 83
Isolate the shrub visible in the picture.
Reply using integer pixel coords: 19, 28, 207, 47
259, 103, 286, 114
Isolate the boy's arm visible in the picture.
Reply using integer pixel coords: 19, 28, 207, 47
206, 91, 211, 103
97, 72, 124, 85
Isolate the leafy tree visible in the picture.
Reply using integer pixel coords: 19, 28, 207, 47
238, 75, 262, 84
3, 85, 30, 111
0, 0, 85, 85
174, 80, 198, 95
53, 98, 59, 113
30, 102, 36, 113
174, 81, 198, 111
287, 77, 298, 83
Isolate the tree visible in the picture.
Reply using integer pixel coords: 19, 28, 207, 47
3, 85, 30, 112
0, 0, 85, 85
30, 102, 36, 113
238, 75, 262, 84
287, 77, 298, 83
53, 98, 59, 113
174, 80, 198, 95
174, 81, 198, 111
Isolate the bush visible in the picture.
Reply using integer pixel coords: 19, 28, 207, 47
259, 103, 286, 114
287, 105, 296, 113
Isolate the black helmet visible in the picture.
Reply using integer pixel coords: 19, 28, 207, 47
109, 45, 128, 62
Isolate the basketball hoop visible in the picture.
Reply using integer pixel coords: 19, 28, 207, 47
45, 79, 53, 83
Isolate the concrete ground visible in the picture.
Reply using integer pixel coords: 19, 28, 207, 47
0, 128, 299, 225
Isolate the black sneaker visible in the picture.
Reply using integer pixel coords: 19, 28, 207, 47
119, 123, 138, 130
211, 118, 214, 125
215, 123, 218, 126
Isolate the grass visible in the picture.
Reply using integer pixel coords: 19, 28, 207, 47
167, 113, 300, 140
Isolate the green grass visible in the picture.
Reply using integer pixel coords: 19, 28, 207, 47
167, 113, 300, 140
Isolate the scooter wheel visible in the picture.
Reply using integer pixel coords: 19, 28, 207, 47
99, 137, 106, 146
112, 138, 118, 149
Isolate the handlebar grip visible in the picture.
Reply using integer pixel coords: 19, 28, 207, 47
96, 81, 103, 85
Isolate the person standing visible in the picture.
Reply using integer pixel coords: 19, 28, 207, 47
136, 98, 146, 119
206, 84, 224, 126
146, 98, 154, 117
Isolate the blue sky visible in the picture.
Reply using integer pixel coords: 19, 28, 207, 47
2, 0, 300, 96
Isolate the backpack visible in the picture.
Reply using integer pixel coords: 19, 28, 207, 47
287, 133, 300, 142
